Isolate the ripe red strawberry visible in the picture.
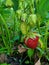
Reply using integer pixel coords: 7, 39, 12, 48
24, 36, 39, 49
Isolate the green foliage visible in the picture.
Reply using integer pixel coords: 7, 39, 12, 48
12, 0, 19, 11
37, 0, 49, 19
0, 63, 10, 65
0, 0, 49, 62
25, 60, 29, 64
27, 49, 34, 58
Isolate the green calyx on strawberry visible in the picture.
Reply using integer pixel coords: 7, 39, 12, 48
24, 32, 39, 49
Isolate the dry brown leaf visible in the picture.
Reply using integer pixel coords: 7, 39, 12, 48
35, 59, 41, 65
0, 54, 7, 63
18, 44, 27, 53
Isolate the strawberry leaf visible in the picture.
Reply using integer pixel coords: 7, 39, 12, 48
27, 48, 34, 58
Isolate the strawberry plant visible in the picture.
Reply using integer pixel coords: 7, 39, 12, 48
0, 0, 49, 65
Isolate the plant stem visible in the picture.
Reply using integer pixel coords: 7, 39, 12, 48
0, 14, 12, 54
13, 11, 16, 37
44, 23, 48, 50
20, 56, 27, 65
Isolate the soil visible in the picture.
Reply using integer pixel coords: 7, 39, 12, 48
0, 53, 49, 65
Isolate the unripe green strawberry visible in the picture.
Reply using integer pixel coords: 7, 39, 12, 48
20, 22, 29, 35
28, 14, 37, 27
21, 13, 27, 22
6, 0, 13, 6
16, 10, 22, 19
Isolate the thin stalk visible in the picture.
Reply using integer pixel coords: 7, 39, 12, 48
13, 11, 16, 37
20, 56, 27, 65
0, 15, 10, 42
44, 23, 48, 50
0, 15, 12, 54
34, 0, 41, 34
30, 57, 32, 64
1, 27, 10, 53
36, 21, 41, 34
2, 35, 10, 53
